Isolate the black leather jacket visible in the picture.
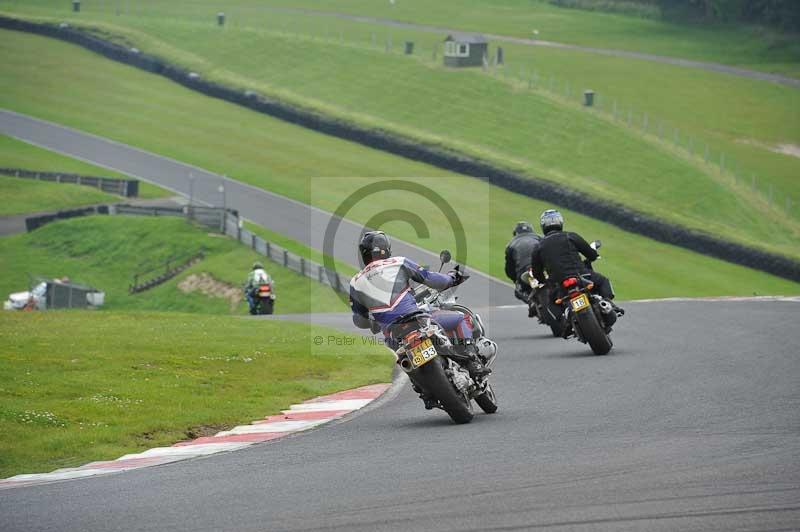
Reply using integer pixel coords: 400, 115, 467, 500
505, 233, 542, 282
530, 230, 597, 285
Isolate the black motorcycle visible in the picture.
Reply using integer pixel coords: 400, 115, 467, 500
555, 241, 622, 355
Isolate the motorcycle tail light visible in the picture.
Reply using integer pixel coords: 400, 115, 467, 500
562, 278, 578, 288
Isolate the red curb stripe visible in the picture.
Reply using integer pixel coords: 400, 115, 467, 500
308, 384, 390, 402
258, 410, 351, 422
173, 433, 285, 446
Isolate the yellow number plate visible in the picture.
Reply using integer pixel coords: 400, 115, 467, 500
570, 293, 590, 312
410, 338, 438, 368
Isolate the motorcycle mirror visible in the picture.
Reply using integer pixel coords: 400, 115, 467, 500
439, 250, 451, 265
592, 240, 602, 250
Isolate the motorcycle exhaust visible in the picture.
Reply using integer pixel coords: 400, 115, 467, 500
598, 299, 614, 314
399, 358, 413, 373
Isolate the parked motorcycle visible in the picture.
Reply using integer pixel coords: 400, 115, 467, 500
392, 251, 498, 424
555, 240, 621, 355
250, 283, 275, 315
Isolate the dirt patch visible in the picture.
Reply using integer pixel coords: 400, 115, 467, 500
184, 424, 231, 440
773, 143, 800, 159
178, 273, 242, 311
736, 138, 800, 159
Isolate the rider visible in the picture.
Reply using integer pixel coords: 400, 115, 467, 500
349, 231, 490, 378
504, 221, 542, 317
530, 209, 622, 313
244, 261, 273, 315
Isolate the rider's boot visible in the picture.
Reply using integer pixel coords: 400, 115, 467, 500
527, 303, 537, 318
451, 339, 492, 379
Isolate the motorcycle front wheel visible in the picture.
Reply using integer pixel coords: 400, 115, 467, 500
414, 358, 473, 424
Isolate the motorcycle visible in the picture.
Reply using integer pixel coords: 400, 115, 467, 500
250, 282, 275, 315
392, 250, 499, 424
555, 240, 621, 355
520, 271, 564, 338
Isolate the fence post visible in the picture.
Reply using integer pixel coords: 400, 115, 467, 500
300, 258, 305, 276
283, 249, 288, 267
318, 265, 324, 283
251, 234, 257, 250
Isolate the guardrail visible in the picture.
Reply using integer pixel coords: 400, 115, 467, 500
129, 249, 205, 293
1, 167, 139, 197
223, 213, 349, 294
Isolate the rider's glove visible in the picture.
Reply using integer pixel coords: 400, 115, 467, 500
448, 269, 468, 286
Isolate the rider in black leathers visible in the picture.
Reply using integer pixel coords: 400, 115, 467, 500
504, 221, 541, 317
530, 210, 621, 313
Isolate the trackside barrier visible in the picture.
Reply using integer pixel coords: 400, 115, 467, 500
222, 213, 348, 294
24, 204, 348, 294
0, 167, 139, 197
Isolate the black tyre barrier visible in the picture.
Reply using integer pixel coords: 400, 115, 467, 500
1, 167, 139, 197
2, 15, 798, 282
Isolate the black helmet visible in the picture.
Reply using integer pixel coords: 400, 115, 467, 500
252, 261, 264, 270
540, 209, 564, 235
513, 221, 534, 236
359, 231, 392, 266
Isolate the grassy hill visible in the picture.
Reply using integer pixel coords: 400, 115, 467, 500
0, 134, 170, 199
1, 7, 796, 259
0, 175, 120, 216
0, 216, 347, 314
1, 29, 797, 299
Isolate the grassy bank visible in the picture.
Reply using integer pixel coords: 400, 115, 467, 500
0, 134, 170, 199
0, 216, 347, 314
0, 175, 118, 216
1, 17, 797, 261
1, 30, 797, 298
0, 310, 392, 476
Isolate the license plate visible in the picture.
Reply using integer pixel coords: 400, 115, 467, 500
570, 293, 590, 312
410, 338, 437, 368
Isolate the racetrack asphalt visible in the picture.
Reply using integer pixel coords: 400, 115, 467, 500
1, 300, 798, 531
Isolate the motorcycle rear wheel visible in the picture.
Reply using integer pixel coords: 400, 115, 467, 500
475, 382, 498, 414
577, 309, 612, 355
414, 358, 473, 424
257, 298, 274, 315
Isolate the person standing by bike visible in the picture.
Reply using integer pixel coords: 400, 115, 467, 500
504, 221, 542, 317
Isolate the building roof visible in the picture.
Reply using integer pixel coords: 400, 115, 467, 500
444, 33, 488, 44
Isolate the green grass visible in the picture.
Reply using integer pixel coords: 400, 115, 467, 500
2, 24, 797, 261
0, 216, 347, 314
0, 175, 119, 216
0, 133, 170, 199
5, 0, 798, 72
0, 310, 392, 476
0, 29, 797, 299
252, 0, 800, 75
